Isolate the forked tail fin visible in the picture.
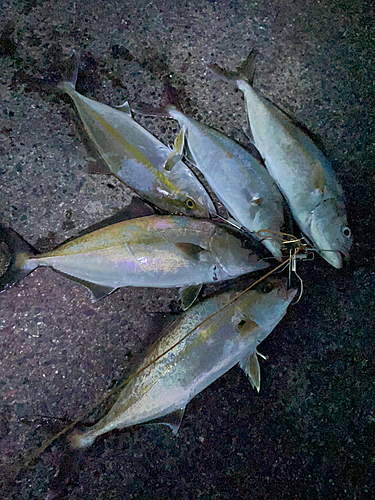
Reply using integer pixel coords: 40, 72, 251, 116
132, 77, 185, 118
59, 49, 81, 95
209, 49, 258, 86
0, 226, 38, 293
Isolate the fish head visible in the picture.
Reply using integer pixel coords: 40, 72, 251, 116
309, 198, 353, 269
163, 162, 216, 218
210, 230, 269, 279
243, 277, 297, 331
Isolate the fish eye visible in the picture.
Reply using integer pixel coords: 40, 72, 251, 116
185, 198, 196, 209
260, 281, 274, 294
342, 226, 352, 238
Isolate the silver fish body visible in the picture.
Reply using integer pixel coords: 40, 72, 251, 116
234, 77, 352, 268
168, 108, 285, 259
17, 215, 268, 292
63, 82, 215, 217
70, 276, 297, 447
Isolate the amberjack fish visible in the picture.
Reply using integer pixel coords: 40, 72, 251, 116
0, 216, 268, 309
69, 276, 296, 448
62, 81, 215, 218
166, 107, 285, 259
211, 51, 352, 268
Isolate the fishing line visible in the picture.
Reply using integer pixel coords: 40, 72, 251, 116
210, 213, 246, 233
5, 233, 306, 474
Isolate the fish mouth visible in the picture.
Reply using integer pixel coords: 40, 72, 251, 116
271, 278, 297, 302
261, 238, 283, 261
319, 249, 342, 269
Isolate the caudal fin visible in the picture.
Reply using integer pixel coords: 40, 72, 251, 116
68, 428, 96, 449
59, 49, 81, 95
209, 49, 258, 86
131, 78, 184, 118
0, 225, 38, 293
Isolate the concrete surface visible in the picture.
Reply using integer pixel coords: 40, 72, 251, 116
0, 0, 374, 498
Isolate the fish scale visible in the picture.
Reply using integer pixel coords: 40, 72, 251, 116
167, 107, 286, 259
69, 277, 297, 448
63, 82, 216, 218
210, 52, 352, 268
0, 215, 269, 309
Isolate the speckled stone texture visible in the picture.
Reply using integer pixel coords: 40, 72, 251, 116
0, 0, 374, 498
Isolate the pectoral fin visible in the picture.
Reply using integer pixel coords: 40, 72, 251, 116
179, 284, 203, 311
236, 318, 260, 337
164, 127, 185, 171
147, 407, 186, 435
239, 351, 261, 392
311, 184, 334, 207
175, 242, 206, 261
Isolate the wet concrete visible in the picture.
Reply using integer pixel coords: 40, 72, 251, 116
1, 0, 375, 498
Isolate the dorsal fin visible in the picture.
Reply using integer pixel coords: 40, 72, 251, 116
116, 101, 132, 116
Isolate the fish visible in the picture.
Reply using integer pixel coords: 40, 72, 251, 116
62, 81, 216, 218
210, 51, 353, 269
69, 276, 297, 448
0, 215, 269, 310
166, 107, 286, 258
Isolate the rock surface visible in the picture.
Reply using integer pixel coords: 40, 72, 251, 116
1, 0, 374, 498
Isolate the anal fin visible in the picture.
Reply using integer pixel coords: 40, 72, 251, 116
54, 270, 117, 302
146, 407, 186, 435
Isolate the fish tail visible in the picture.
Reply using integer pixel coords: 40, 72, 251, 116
131, 102, 170, 118
61, 80, 76, 96
209, 49, 258, 86
69, 429, 96, 449
162, 77, 185, 112
69, 49, 81, 88
237, 49, 257, 85
0, 225, 38, 293
132, 78, 185, 118
59, 49, 81, 94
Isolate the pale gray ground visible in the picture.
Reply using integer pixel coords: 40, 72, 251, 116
0, 0, 374, 498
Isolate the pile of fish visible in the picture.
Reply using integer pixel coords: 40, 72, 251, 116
0, 51, 352, 449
